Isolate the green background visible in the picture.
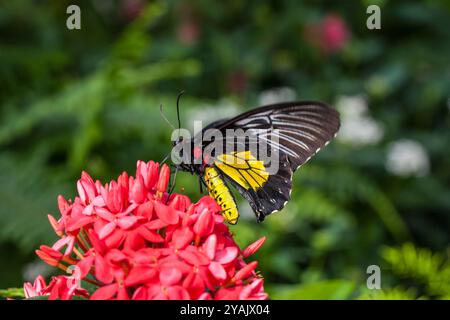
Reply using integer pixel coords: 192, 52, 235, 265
0, 0, 449, 299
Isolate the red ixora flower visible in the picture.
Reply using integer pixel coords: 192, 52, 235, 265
25, 160, 268, 300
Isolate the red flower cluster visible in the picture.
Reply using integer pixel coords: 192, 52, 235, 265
24, 161, 268, 300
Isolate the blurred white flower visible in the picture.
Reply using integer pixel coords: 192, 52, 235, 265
336, 94, 384, 146
338, 117, 384, 146
336, 95, 368, 118
258, 87, 297, 105
385, 139, 430, 177
22, 260, 53, 282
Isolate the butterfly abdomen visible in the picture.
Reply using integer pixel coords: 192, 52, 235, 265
204, 167, 239, 224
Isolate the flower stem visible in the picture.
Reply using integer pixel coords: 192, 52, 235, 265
73, 246, 85, 260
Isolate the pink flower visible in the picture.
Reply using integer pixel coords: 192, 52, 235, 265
304, 13, 350, 54
25, 160, 268, 300
45, 275, 89, 300
23, 275, 48, 299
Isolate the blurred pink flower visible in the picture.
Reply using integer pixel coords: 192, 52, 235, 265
177, 20, 200, 45
228, 69, 248, 94
176, 3, 200, 45
120, 0, 145, 22
304, 13, 350, 54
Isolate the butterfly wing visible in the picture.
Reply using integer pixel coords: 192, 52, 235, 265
215, 151, 293, 222
202, 101, 340, 221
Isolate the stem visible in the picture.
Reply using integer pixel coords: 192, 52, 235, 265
76, 235, 88, 252
57, 262, 69, 272
62, 255, 78, 265
81, 228, 93, 247
83, 277, 103, 287
73, 246, 85, 260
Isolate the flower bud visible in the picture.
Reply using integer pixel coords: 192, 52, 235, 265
156, 164, 170, 197
242, 236, 266, 258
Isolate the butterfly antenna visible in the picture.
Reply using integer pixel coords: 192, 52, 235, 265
176, 90, 185, 132
160, 104, 175, 130
164, 91, 185, 203
160, 151, 171, 164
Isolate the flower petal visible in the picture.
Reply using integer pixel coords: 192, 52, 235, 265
33, 275, 47, 293
167, 286, 190, 300
95, 207, 115, 222
92, 195, 106, 207
77, 180, 87, 204
91, 284, 117, 300
145, 218, 168, 230
136, 201, 153, 219
125, 266, 157, 287
159, 268, 182, 286
131, 175, 146, 204
138, 226, 165, 243
198, 292, 212, 300
66, 216, 93, 232
209, 261, 227, 280
98, 221, 117, 239
203, 234, 217, 260
23, 282, 37, 298
131, 286, 148, 300
95, 255, 114, 284
154, 202, 179, 225
193, 208, 214, 237
178, 248, 209, 266
77, 256, 94, 278
117, 216, 139, 229
215, 247, 239, 264
57, 195, 70, 216
172, 227, 194, 249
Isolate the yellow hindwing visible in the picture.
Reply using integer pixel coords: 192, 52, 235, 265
214, 151, 269, 191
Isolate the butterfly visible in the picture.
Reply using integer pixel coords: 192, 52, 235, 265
170, 99, 340, 224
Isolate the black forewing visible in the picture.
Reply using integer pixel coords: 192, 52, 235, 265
204, 101, 340, 171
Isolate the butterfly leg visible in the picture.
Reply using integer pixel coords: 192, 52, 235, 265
165, 165, 179, 204
199, 175, 208, 194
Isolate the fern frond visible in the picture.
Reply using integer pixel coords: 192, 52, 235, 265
298, 165, 410, 241
382, 243, 450, 296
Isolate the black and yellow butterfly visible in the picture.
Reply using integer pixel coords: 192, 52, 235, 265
172, 101, 340, 224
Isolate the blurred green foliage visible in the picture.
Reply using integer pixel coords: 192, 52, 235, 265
0, 0, 449, 299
